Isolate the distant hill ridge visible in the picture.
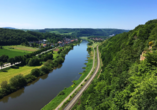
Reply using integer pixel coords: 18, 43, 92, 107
2, 27, 16, 29
33, 28, 129, 37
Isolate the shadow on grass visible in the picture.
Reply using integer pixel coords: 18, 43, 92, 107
11, 66, 19, 69
0, 64, 25, 72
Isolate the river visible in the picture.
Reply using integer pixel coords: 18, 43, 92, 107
0, 40, 89, 110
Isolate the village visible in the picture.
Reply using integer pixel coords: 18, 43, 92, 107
28, 38, 78, 48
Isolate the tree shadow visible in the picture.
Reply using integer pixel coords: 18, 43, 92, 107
10, 66, 19, 69
0, 88, 25, 103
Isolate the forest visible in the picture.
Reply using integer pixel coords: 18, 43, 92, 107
73, 19, 157, 110
32, 28, 129, 38
0, 28, 73, 45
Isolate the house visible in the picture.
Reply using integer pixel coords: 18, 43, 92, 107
71, 40, 74, 42
50, 44, 54, 47
43, 44, 47, 47
58, 41, 62, 44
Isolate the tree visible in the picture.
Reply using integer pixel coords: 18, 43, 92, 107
149, 41, 153, 46
1, 80, 8, 88
0, 55, 9, 62
14, 56, 21, 63
10, 74, 26, 88
8, 58, 15, 65
31, 68, 41, 77
0, 62, 3, 68
28, 57, 40, 66
40, 66, 50, 74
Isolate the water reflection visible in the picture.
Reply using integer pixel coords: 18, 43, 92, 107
0, 41, 89, 110
0, 88, 25, 103
41, 74, 48, 80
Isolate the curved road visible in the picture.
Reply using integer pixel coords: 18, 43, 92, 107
63, 46, 100, 110
55, 46, 96, 110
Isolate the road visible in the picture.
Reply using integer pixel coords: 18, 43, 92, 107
0, 47, 56, 70
55, 46, 96, 110
63, 46, 100, 110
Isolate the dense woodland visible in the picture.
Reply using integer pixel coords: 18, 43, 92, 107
73, 19, 157, 110
0, 28, 73, 45
0, 28, 128, 45
33, 28, 129, 38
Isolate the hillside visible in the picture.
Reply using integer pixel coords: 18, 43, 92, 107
73, 19, 157, 110
33, 28, 129, 38
0, 28, 73, 45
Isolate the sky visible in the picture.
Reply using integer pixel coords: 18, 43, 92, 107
0, 0, 157, 30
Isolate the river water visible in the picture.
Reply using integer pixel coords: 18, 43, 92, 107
0, 40, 89, 110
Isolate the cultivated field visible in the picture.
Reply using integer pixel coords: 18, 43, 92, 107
0, 45, 39, 58
4, 45, 39, 52
0, 49, 27, 58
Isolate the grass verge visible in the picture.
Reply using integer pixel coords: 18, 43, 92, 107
41, 46, 94, 110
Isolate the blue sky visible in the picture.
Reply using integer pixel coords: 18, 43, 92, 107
0, 0, 156, 29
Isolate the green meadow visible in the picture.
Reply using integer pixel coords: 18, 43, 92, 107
0, 45, 39, 58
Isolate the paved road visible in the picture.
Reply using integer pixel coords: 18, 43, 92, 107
0, 47, 56, 70
64, 46, 100, 110
0, 62, 21, 70
55, 46, 96, 110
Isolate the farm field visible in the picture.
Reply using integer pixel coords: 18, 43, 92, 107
0, 45, 39, 58
0, 49, 27, 58
3, 45, 39, 53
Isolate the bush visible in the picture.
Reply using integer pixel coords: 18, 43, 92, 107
28, 57, 40, 66
58, 90, 65, 95
44, 60, 54, 68
31, 68, 41, 77
24, 74, 37, 83
10, 74, 26, 88
1, 81, 8, 88
40, 66, 50, 74
87, 47, 92, 53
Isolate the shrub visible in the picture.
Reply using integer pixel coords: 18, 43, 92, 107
40, 66, 50, 74
31, 68, 41, 77
24, 74, 37, 83
1, 81, 8, 88
58, 91, 65, 95
10, 74, 26, 88
28, 57, 40, 66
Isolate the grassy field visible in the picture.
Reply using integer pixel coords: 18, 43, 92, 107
93, 42, 100, 48
42, 45, 94, 110
0, 47, 60, 86
0, 65, 42, 84
79, 37, 88, 40
4, 45, 39, 53
0, 45, 39, 58
0, 49, 28, 58
53, 51, 58, 59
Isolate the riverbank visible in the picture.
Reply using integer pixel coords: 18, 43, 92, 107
0, 42, 79, 99
41, 43, 94, 110
71, 45, 103, 110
